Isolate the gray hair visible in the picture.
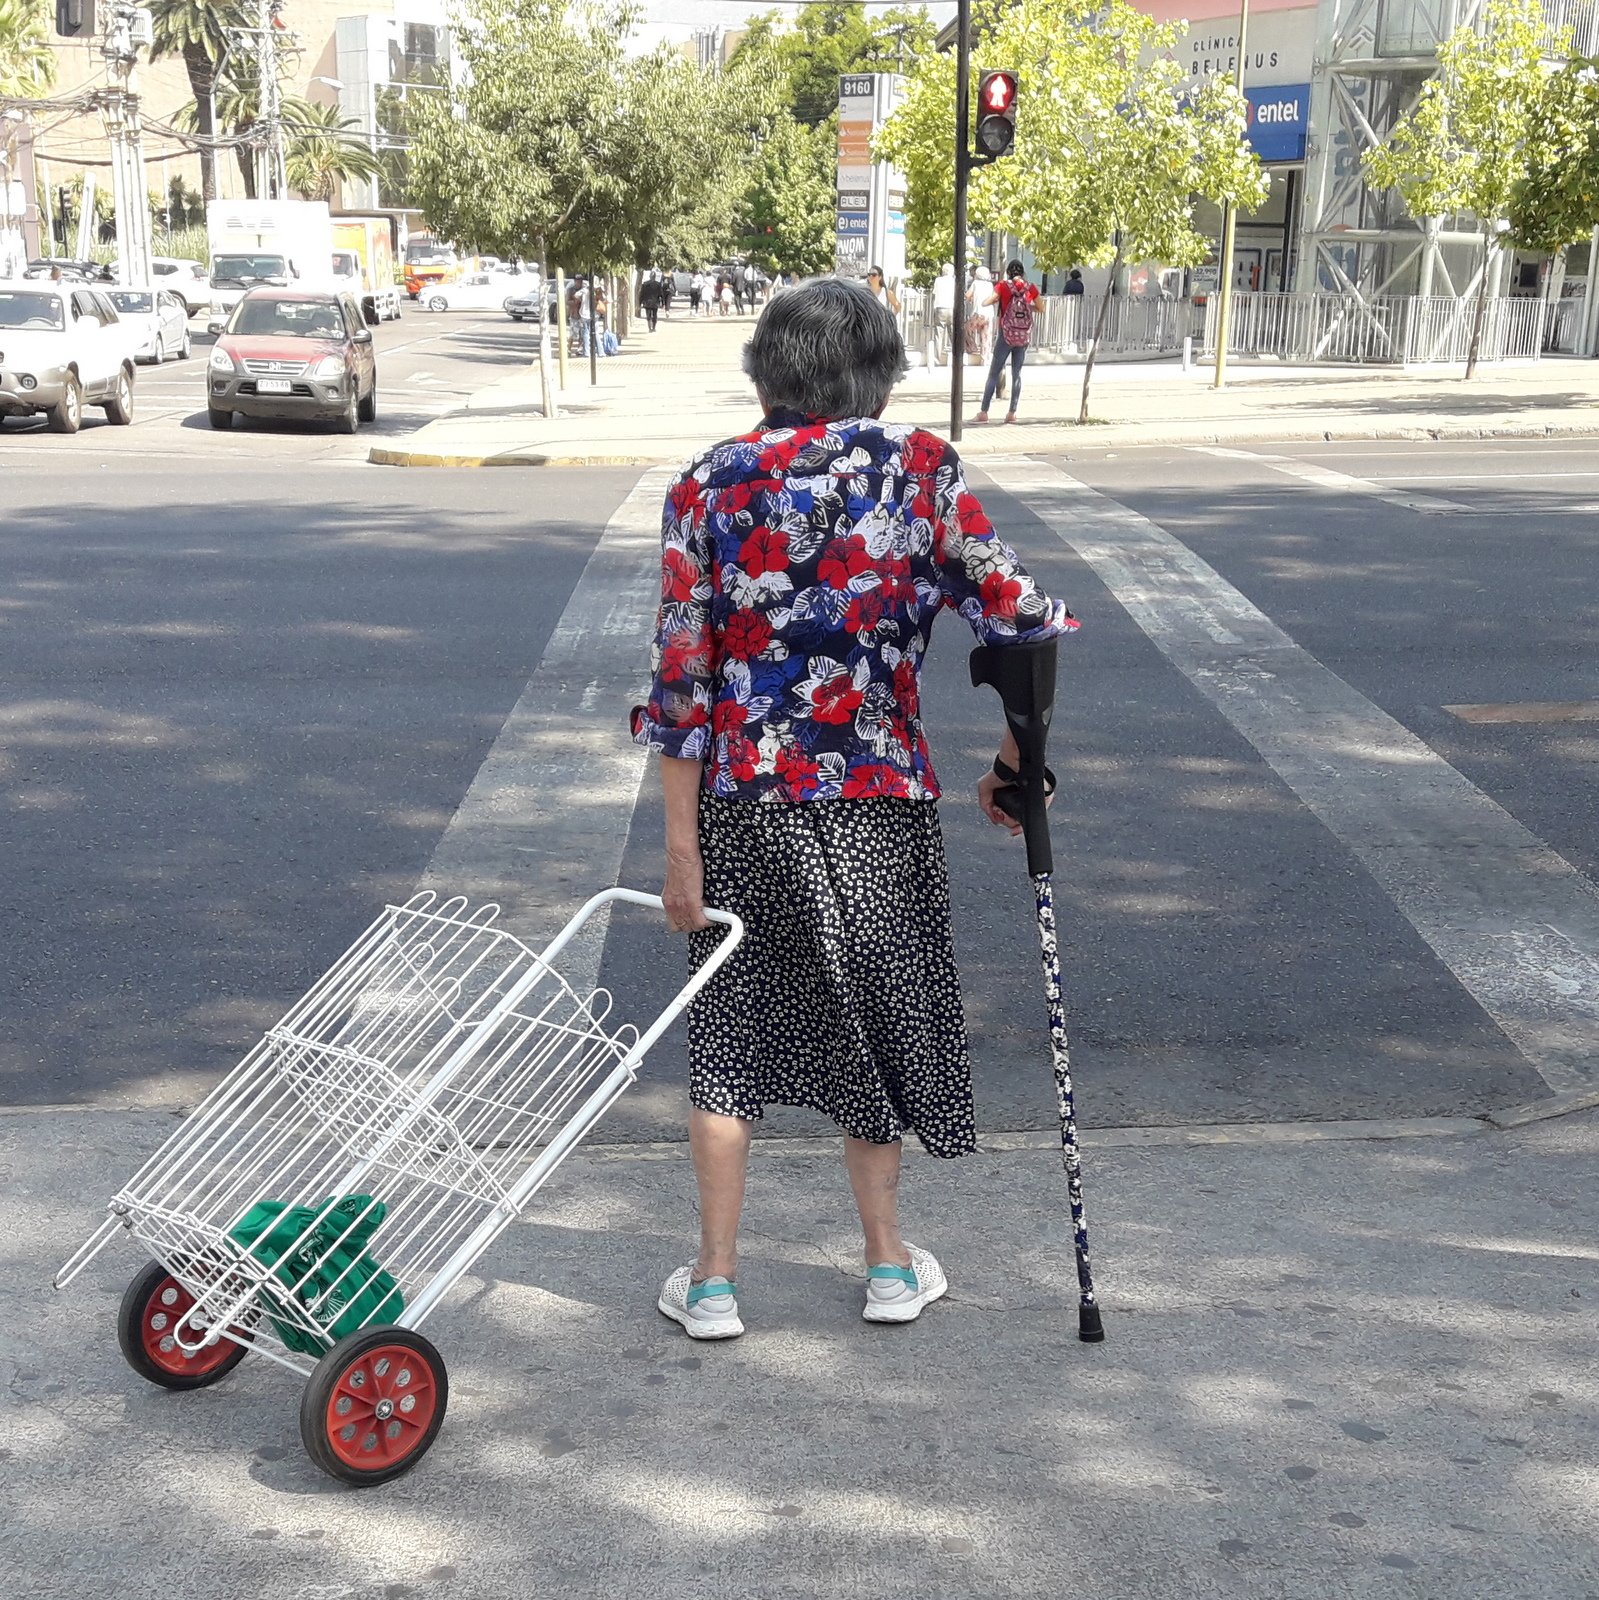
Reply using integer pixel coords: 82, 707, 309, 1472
742, 277, 908, 421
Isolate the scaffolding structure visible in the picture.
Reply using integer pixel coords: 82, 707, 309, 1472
1298, 0, 1599, 305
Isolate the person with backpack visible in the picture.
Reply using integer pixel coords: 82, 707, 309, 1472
975, 259, 1040, 425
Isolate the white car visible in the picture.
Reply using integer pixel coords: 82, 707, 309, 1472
420, 272, 535, 313
0, 281, 137, 432
110, 257, 210, 314
106, 285, 192, 364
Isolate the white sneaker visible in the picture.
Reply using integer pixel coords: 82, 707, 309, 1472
658, 1266, 744, 1340
862, 1243, 948, 1323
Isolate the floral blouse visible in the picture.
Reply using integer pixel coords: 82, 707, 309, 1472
630, 409, 1077, 802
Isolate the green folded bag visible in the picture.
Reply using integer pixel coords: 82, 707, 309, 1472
229, 1194, 405, 1356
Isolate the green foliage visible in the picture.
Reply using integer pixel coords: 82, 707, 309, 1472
0, 0, 54, 97
284, 103, 381, 204
1509, 55, 1599, 252
736, 115, 837, 275
407, 0, 747, 270
149, 0, 246, 199
1365, 0, 1560, 230
734, 3, 937, 127
876, 0, 1266, 272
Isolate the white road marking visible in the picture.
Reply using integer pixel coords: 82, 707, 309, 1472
1368, 470, 1599, 481
418, 467, 671, 997
996, 456, 1599, 1096
1191, 444, 1476, 514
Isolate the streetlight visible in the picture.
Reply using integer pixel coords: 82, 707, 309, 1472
1212, 0, 1251, 390
310, 75, 344, 92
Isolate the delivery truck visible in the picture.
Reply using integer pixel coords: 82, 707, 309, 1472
205, 200, 336, 320
331, 217, 403, 323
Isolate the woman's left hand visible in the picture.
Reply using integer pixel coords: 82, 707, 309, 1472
977, 769, 1025, 836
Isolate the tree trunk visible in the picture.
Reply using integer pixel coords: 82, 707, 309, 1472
183, 42, 218, 203
1079, 248, 1122, 426
1465, 230, 1494, 380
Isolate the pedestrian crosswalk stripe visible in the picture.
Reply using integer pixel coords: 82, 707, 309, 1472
992, 456, 1599, 1098
418, 468, 672, 994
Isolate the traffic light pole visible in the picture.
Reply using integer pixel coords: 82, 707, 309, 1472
949, 0, 972, 443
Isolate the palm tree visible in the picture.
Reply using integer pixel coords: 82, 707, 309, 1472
149, 0, 246, 201
284, 102, 380, 204
0, 0, 55, 98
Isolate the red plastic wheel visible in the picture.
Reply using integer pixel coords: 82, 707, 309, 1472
117, 1261, 249, 1390
300, 1326, 448, 1485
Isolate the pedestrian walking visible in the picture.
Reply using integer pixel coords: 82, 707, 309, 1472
965, 264, 995, 369
631, 277, 1077, 1339
975, 259, 1039, 425
718, 277, 734, 317
931, 260, 956, 365
689, 271, 704, 317
743, 261, 760, 309
1063, 268, 1085, 297
640, 270, 664, 333
732, 270, 747, 315
570, 275, 591, 357
661, 274, 675, 318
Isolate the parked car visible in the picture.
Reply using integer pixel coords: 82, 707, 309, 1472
206, 287, 376, 434
503, 284, 557, 323
151, 258, 211, 314
108, 257, 211, 314
420, 271, 534, 313
22, 257, 114, 284
106, 286, 192, 363
0, 281, 137, 432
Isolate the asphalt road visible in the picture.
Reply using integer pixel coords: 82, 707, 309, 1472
0, 303, 547, 463
3, 411, 1595, 1139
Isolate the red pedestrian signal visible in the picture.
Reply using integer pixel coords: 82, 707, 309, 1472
973, 70, 1019, 164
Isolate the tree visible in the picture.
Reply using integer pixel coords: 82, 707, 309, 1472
408, 0, 744, 271
0, 0, 54, 97
876, 0, 1267, 423
738, 115, 837, 276
149, 0, 245, 202
1365, 0, 1562, 377
284, 102, 380, 204
1509, 54, 1599, 254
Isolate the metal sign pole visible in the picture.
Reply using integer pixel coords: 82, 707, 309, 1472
950, 0, 972, 441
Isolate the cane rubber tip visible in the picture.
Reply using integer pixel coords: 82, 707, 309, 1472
1078, 1305, 1105, 1343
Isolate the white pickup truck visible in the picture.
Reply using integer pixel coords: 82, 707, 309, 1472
0, 281, 138, 433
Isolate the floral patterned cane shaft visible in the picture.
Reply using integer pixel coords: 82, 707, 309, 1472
1032, 873, 1097, 1312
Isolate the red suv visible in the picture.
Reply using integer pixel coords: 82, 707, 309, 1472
207, 288, 377, 433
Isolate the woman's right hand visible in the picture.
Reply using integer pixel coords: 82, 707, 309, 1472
662, 845, 712, 933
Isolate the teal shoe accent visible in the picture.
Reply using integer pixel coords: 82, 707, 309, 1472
686, 1278, 737, 1307
867, 1264, 917, 1287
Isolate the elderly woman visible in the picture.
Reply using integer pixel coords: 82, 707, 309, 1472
630, 278, 1075, 1340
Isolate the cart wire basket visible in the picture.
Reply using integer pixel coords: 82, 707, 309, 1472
56, 887, 743, 1484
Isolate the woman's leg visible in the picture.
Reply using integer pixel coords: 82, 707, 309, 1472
689, 1108, 753, 1278
844, 1135, 911, 1268
979, 338, 1008, 412
1006, 346, 1026, 414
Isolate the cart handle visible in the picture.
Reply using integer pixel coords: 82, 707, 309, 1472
540, 888, 745, 1069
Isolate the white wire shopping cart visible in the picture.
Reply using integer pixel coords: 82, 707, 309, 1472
56, 887, 743, 1485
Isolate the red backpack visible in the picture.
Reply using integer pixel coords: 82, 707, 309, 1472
1000, 282, 1035, 347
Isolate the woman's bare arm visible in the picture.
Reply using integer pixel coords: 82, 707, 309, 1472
661, 754, 712, 932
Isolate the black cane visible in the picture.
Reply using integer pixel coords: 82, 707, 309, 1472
971, 639, 1104, 1342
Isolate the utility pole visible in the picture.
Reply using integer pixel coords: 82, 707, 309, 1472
100, 2, 155, 285
253, 0, 287, 199
1211, 0, 1251, 390
949, 0, 973, 441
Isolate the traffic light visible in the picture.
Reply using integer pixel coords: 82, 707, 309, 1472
972, 69, 1019, 165
54, 0, 93, 36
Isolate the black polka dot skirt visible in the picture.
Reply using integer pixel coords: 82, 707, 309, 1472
686, 796, 977, 1158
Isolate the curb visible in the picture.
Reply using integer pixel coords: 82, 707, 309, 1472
370, 414, 1599, 468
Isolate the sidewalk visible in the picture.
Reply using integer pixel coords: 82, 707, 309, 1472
4, 1103, 1595, 1598
372, 312, 1599, 467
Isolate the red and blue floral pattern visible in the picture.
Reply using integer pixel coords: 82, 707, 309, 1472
631, 410, 1077, 802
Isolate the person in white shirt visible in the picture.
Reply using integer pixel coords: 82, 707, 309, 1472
965, 264, 996, 369
931, 262, 957, 365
